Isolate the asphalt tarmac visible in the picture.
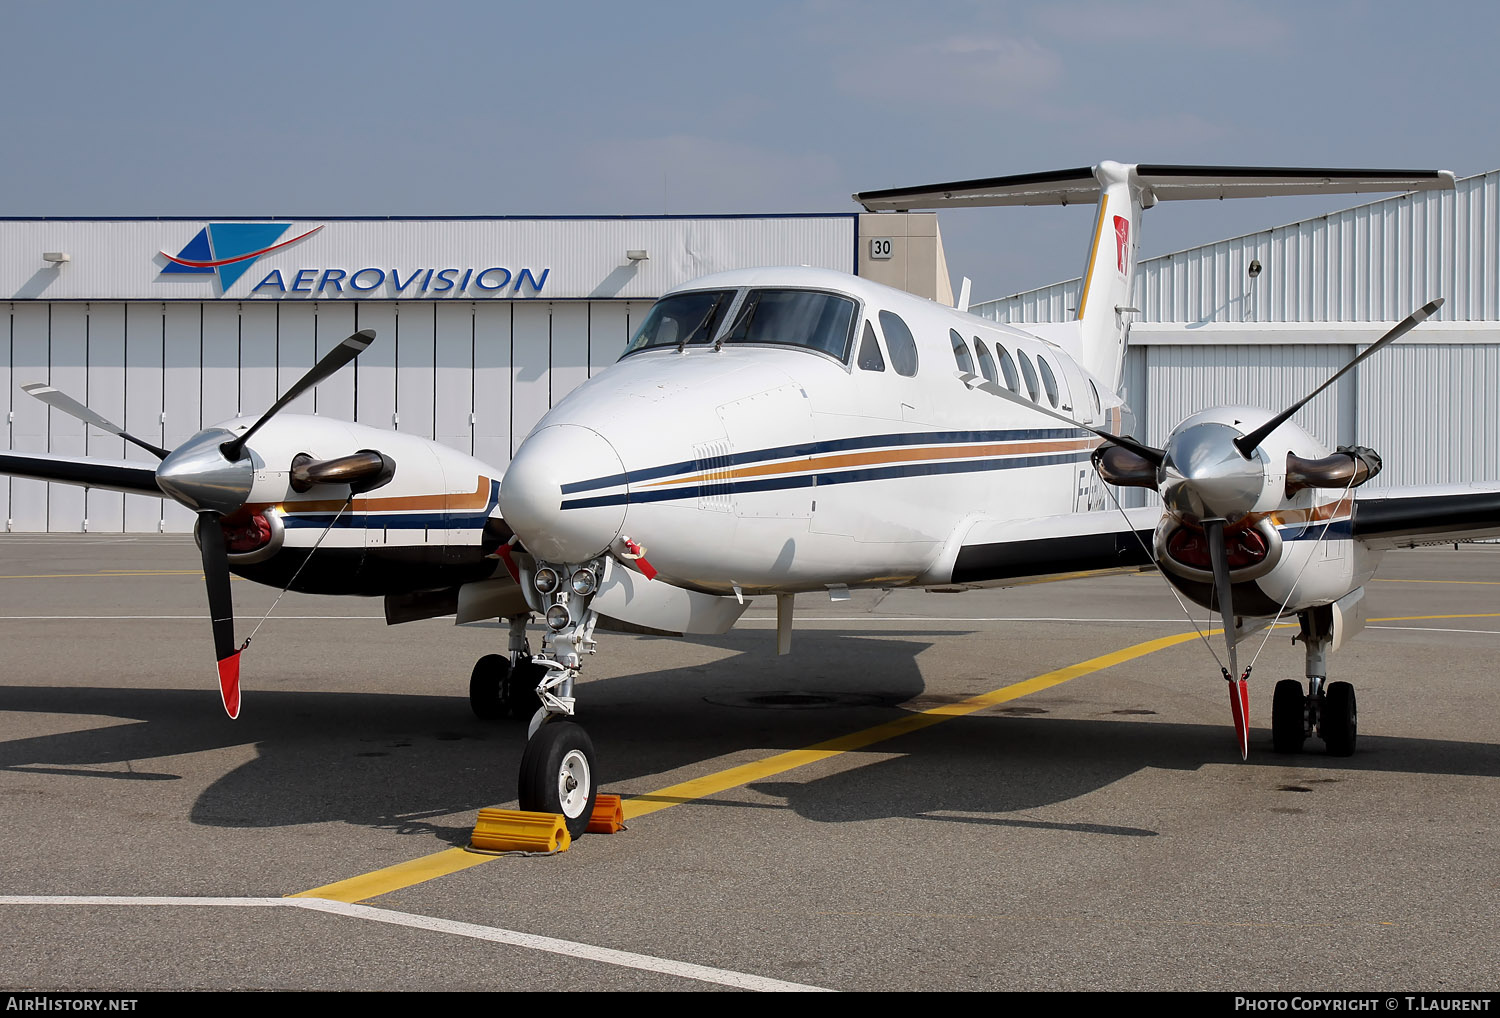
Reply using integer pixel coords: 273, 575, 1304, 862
1, 535, 1497, 992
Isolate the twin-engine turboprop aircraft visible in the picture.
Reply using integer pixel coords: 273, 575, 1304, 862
3, 161, 1495, 838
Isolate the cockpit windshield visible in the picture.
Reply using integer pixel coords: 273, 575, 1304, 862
622, 287, 858, 362
719, 289, 857, 360
623, 289, 735, 354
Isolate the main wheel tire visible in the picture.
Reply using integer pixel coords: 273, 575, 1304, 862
1321, 681, 1358, 757
505, 658, 546, 719
518, 719, 598, 840
469, 654, 511, 720
1272, 679, 1306, 754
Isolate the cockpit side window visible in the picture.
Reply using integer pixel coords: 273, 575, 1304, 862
721, 289, 858, 361
994, 343, 1020, 392
623, 289, 736, 355
857, 321, 886, 371
973, 338, 997, 385
949, 330, 975, 375
1016, 349, 1040, 402
878, 310, 919, 377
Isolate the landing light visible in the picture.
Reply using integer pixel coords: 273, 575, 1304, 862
534, 566, 560, 595
546, 604, 572, 631
570, 567, 598, 597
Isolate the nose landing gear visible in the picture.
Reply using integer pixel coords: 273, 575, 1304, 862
514, 558, 605, 838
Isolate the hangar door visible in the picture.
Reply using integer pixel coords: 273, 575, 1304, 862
2, 299, 653, 533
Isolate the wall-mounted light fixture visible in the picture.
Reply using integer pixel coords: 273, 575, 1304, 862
42, 252, 70, 265
1247, 258, 1262, 279
626, 249, 649, 262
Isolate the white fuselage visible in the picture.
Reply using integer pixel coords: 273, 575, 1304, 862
501, 267, 1126, 595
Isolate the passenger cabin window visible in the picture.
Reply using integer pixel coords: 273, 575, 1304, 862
973, 339, 998, 385
949, 330, 974, 374
857, 322, 885, 371
994, 344, 1020, 393
721, 289, 857, 361
1037, 355, 1060, 408
623, 289, 735, 354
878, 311, 919, 377
1017, 350, 1040, 402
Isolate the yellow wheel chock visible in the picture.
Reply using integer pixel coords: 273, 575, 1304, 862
586, 794, 626, 834
470, 809, 571, 853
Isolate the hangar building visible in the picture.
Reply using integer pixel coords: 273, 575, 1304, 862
0, 212, 949, 532
972, 169, 1500, 501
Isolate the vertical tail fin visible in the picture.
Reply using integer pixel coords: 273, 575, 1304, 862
1073, 161, 1146, 393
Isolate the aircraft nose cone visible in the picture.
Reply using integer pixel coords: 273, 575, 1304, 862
501, 425, 627, 563
1160, 422, 1265, 521
155, 428, 254, 514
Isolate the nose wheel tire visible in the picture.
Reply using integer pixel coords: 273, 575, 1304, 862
1271, 678, 1307, 754
469, 654, 511, 721
518, 720, 598, 840
1320, 681, 1357, 757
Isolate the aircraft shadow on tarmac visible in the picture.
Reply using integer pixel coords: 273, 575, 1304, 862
1, 630, 1497, 845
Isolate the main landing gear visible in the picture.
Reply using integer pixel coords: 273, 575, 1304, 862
1272, 607, 1357, 757
468, 616, 545, 721
468, 564, 604, 839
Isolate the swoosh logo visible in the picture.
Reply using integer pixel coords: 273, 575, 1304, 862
159, 225, 324, 267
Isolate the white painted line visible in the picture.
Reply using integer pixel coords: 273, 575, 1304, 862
0, 895, 834, 992
737, 616, 1187, 623
0, 615, 388, 620
1368, 625, 1500, 635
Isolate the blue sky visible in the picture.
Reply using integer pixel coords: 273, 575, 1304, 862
3, 0, 1495, 301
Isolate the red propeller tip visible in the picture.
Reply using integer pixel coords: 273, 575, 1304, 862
1229, 677, 1250, 760
217, 652, 243, 720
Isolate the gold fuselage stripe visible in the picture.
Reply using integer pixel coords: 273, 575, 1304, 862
645, 439, 1100, 490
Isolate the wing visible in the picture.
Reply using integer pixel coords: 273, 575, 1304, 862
1353, 483, 1500, 548
939, 507, 1159, 587
0, 451, 163, 498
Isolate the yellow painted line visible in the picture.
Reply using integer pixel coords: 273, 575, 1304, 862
289, 628, 1204, 902
623, 629, 1201, 820
288, 607, 1500, 903
0, 570, 202, 579
288, 848, 495, 903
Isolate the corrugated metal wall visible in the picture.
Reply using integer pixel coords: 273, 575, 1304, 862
2, 299, 651, 532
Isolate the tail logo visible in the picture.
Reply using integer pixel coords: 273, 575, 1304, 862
1113, 216, 1130, 275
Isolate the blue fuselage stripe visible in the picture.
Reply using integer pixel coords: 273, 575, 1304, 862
560, 450, 1094, 510
558, 428, 1089, 495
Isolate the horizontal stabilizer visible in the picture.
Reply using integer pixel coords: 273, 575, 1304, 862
854, 164, 1454, 211
0, 451, 162, 497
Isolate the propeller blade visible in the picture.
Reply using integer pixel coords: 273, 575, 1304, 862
221, 329, 375, 462
1234, 298, 1444, 457
22, 383, 170, 460
1228, 674, 1251, 762
956, 372, 1165, 464
1203, 518, 1248, 759
198, 512, 242, 719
